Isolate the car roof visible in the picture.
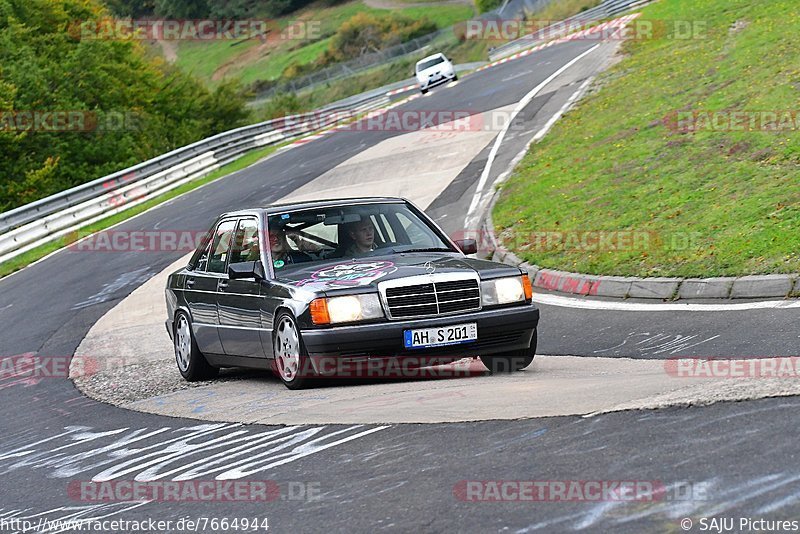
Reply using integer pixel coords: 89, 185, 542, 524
219, 197, 408, 219
416, 53, 445, 64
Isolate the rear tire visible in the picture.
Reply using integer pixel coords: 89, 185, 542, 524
421, 88, 428, 94
452, 74, 458, 81
273, 312, 316, 390
174, 312, 219, 381
480, 329, 537, 373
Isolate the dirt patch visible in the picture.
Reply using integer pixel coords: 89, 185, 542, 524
729, 19, 750, 35
364, 0, 472, 9
212, 40, 273, 81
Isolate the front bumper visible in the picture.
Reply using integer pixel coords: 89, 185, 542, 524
302, 304, 539, 372
420, 72, 456, 90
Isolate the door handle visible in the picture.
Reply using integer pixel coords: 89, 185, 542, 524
218, 280, 229, 291
186, 278, 195, 288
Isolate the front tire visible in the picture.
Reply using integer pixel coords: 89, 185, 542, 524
421, 88, 428, 94
452, 74, 458, 81
174, 312, 219, 381
480, 329, 537, 373
273, 312, 315, 390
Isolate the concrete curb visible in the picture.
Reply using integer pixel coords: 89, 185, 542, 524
481, 215, 799, 300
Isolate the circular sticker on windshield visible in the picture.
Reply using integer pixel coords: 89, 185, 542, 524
273, 260, 285, 269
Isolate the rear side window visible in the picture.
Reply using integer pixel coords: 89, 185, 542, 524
207, 220, 237, 274
195, 240, 211, 272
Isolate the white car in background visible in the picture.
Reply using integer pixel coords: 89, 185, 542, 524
415, 53, 457, 94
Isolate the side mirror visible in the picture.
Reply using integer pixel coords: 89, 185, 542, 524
454, 238, 477, 255
228, 260, 266, 281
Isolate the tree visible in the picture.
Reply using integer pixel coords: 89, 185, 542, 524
0, 0, 249, 212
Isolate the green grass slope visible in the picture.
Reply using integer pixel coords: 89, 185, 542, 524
173, 0, 473, 87
493, 0, 800, 278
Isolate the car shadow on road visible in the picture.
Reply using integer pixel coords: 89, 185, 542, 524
222, 357, 492, 390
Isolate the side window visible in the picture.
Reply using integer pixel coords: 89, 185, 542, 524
196, 241, 211, 271
207, 220, 237, 274
229, 219, 260, 265
397, 212, 435, 247
373, 214, 396, 243
190, 225, 215, 271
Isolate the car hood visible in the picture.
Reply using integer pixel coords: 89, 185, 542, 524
274, 253, 519, 294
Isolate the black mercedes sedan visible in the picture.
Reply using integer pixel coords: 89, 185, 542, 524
165, 197, 540, 389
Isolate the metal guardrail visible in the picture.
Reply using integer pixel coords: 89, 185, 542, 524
488, 0, 650, 61
0, 0, 646, 265
0, 92, 392, 264
253, 29, 454, 102
251, 9, 506, 101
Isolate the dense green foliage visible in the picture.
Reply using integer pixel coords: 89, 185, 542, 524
0, 0, 249, 212
475, 0, 501, 14
275, 11, 437, 80
320, 12, 436, 64
107, 0, 349, 19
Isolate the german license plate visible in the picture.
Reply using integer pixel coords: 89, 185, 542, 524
403, 323, 478, 349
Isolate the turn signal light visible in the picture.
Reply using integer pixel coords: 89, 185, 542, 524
522, 274, 533, 300
310, 298, 330, 325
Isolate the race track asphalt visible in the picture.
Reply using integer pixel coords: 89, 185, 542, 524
1, 36, 799, 533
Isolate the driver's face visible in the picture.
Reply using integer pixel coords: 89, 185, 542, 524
268, 231, 284, 253
350, 220, 375, 248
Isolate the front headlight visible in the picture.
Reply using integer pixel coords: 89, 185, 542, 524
481, 275, 532, 306
310, 294, 384, 325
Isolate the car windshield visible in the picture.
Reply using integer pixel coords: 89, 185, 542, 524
266, 202, 453, 272
417, 56, 445, 72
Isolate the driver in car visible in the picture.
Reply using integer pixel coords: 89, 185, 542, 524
270, 226, 311, 269
342, 218, 377, 257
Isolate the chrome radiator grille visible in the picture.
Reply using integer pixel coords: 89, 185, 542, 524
381, 275, 481, 319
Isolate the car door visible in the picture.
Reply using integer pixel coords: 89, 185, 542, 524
184, 218, 236, 355
217, 217, 268, 359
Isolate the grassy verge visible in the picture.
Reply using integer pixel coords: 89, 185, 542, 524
493, 0, 800, 278
250, 31, 491, 120
531, 0, 602, 21
174, 0, 473, 87
0, 144, 283, 279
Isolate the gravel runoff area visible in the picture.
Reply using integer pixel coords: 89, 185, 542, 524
70, 258, 800, 424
